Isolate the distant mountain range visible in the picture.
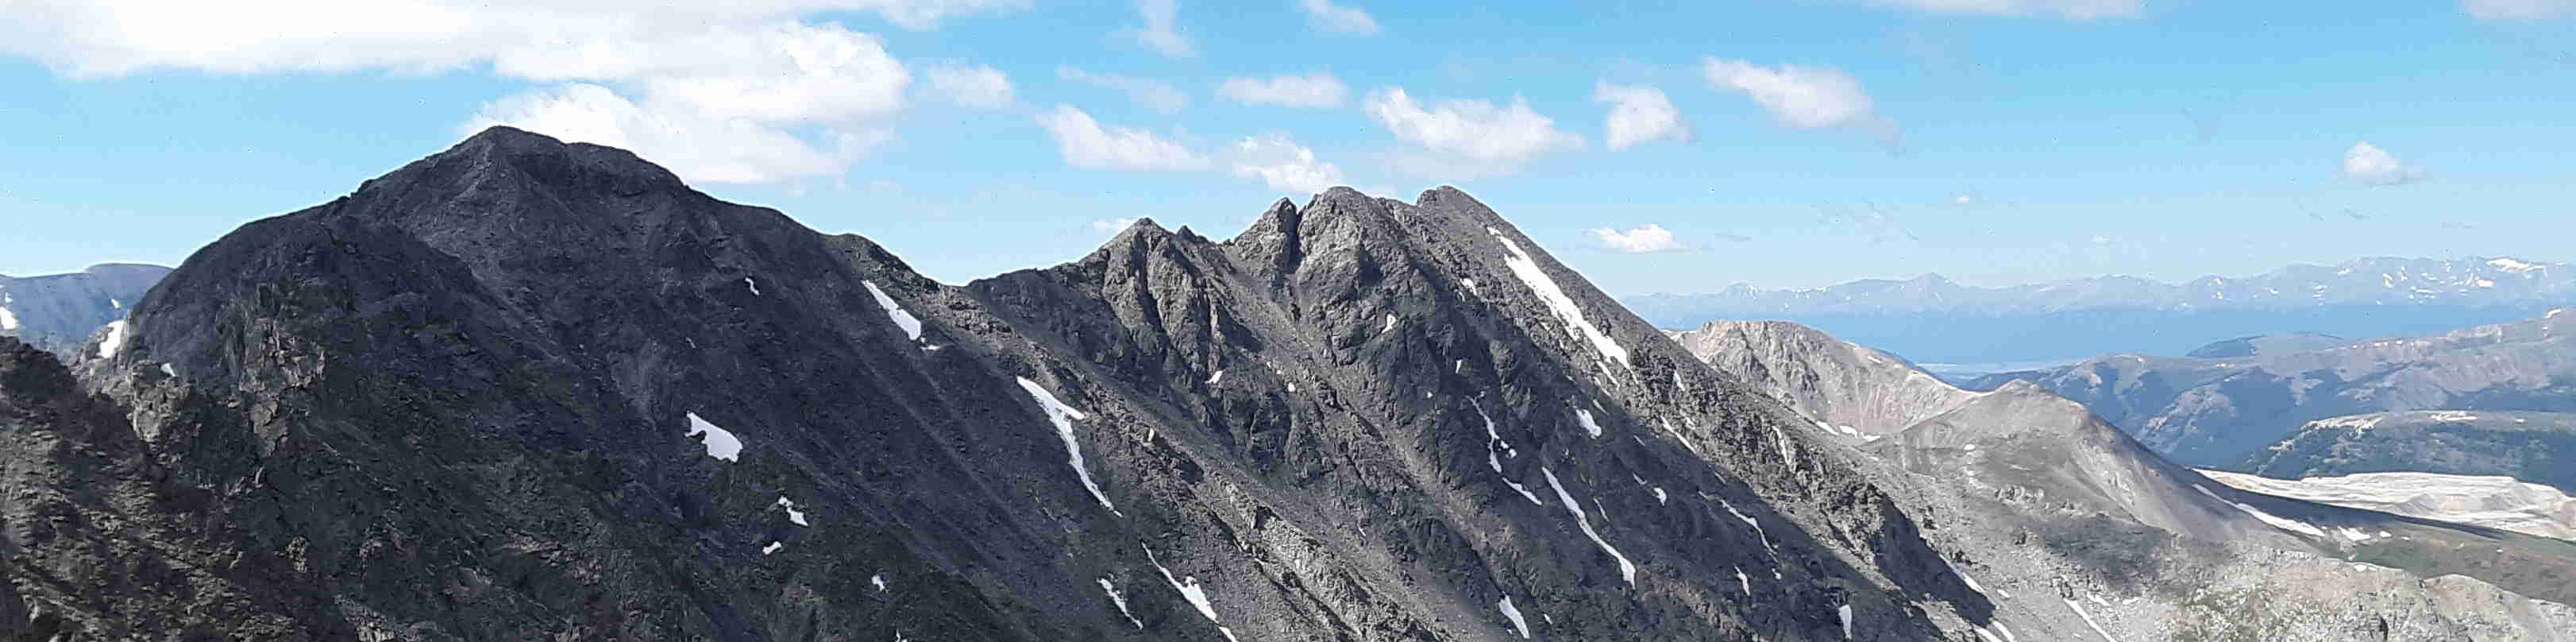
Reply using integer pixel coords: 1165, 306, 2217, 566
0, 264, 169, 354
1971, 308, 2576, 468
1622, 257, 2574, 363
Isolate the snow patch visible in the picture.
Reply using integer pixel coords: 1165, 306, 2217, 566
1016, 377, 1121, 516
2490, 257, 2544, 273
1541, 466, 1637, 585
2192, 485, 2324, 538
1097, 578, 1143, 629
2064, 598, 2117, 641
1207, 369, 1224, 385
1382, 313, 1397, 333
872, 572, 888, 592
2427, 410, 2479, 423
744, 277, 762, 296
97, 319, 128, 358
1721, 498, 1772, 551
1488, 227, 1631, 369
1473, 400, 1547, 505
1145, 545, 1244, 642
1733, 567, 1750, 595
1574, 407, 1603, 438
1660, 418, 1703, 455
862, 281, 926, 342
0, 307, 14, 331
684, 412, 743, 462
1497, 596, 1532, 638
775, 497, 809, 526
1838, 603, 1854, 640
762, 541, 784, 555
159, 363, 176, 377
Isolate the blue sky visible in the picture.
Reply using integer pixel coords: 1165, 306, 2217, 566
2, 0, 2571, 295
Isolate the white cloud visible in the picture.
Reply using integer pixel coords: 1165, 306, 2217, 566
922, 63, 1013, 109
1703, 58, 1899, 145
0, 2, 1034, 185
1227, 134, 1347, 193
1296, 0, 1382, 35
2343, 141, 2421, 186
1869, 0, 2143, 19
1593, 81, 1693, 151
462, 84, 873, 184
1217, 72, 1349, 108
1091, 217, 1143, 234
1363, 87, 1583, 178
1124, 0, 1195, 57
1589, 224, 1691, 253
1059, 67, 1191, 114
2462, 0, 2576, 18
1036, 104, 1209, 171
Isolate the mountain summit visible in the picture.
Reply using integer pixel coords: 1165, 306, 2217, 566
8, 128, 1992, 640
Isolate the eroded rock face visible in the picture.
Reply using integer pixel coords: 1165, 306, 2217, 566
1, 128, 1992, 641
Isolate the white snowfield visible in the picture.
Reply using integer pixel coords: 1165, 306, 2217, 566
0, 306, 17, 331
2202, 470, 2576, 540
1574, 407, 1603, 438
1015, 377, 1121, 516
1488, 227, 1631, 369
1097, 578, 1143, 629
684, 412, 743, 462
862, 280, 925, 342
774, 497, 808, 526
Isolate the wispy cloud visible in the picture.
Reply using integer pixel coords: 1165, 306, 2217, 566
1593, 81, 1693, 151
1589, 224, 1693, 253
1365, 87, 1583, 179
2462, 0, 2576, 19
2343, 141, 2422, 186
1296, 0, 1382, 35
1125, 0, 1194, 57
1703, 58, 1900, 148
1217, 72, 1349, 108
1035, 104, 1208, 171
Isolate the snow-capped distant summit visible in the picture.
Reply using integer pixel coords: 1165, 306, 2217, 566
1629, 256, 2568, 319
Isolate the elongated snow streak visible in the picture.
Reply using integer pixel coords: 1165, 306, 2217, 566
1974, 627, 2003, 642
1722, 499, 1773, 551
2063, 598, 2117, 642
1991, 621, 2020, 642
1016, 377, 1121, 516
744, 277, 761, 296
2192, 485, 2323, 538
1475, 400, 1545, 505
1488, 227, 1631, 369
1541, 466, 1637, 585
1574, 407, 1603, 438
1097, 578, 1143, 629
862, 280, 925, 342
1733, 567, 1750, 595
1838, 603, 1854, 640
1959, 572, 1986, 595
1498, 596, 1532, 638
97, 319, 128, 358
1771, 423, 1795, 468
1660, 419, 1703, 456
775, 497, 808, 526
762, 541, 784, 555
684, 412, 743, 462
1145, 545, 1244, 642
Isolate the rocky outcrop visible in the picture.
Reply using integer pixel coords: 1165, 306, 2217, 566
0, 263, 168, 354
